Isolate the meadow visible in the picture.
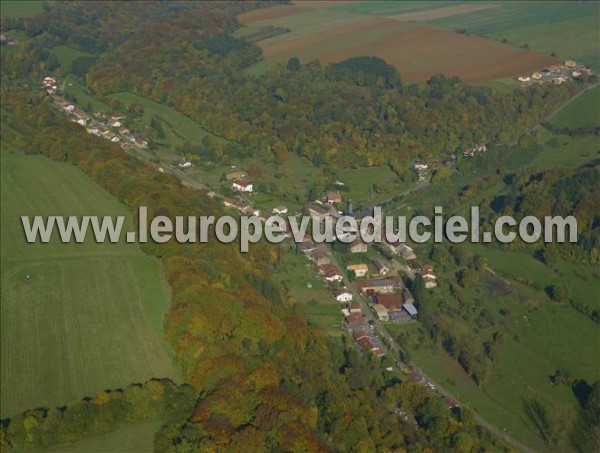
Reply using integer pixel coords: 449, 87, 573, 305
0, 0, 48, 19
274, 249, 344, 337
0, 150, 179, 417
551, 85, 600, 128
45, 419, 161, 453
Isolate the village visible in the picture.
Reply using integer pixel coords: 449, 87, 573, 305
517, 59, 592, 87
42, 77, 150, 152
38, 75, 446, 369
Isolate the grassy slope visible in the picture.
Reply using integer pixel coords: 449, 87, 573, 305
0, 150, 179, 417
551, 85, 600, 128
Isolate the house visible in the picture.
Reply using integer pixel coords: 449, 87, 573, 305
326, 192, 342, 204
355, 279, 396, 295
347, 263, 368, 278
333, 288, 353, 303
565, 59, 577, 67
420, 265, 437, 288
232, 180, 253, 193
346, 313, 364, 325
517, 76, 530, 82
371, 258, 390, 276
225, 171, 246, 181
531, 72, 543, 80
318, 264, 343, 283
414, 163, 428, 172
373, 304, 389, 321
403, 303, 418, 319
308, 203, 331, 219
376, 293, 403, 310
272, 205, 288, 215
178, 161, 193, 169
423, 275, 437, 289
350, 239, 368, 254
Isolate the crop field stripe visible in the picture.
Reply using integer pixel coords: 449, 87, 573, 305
1, 151, 178, 416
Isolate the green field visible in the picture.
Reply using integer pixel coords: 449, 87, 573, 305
0, 150, 179, 417
46, 419, 161, 453
51, 45, 95, 69
108, 91, 225, 157
551, 85, 600, 128
0, 0, 49, 19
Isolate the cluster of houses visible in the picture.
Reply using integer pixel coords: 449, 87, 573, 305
517, 60, 592, 87
48, 88, 149, 150
463, 143, 487, 158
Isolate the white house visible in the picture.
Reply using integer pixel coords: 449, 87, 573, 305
333, 289, 353, 303
232, 180, 253, 193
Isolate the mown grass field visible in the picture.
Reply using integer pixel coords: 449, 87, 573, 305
0, 0, 48, 19
46, 419, 161, 453
551, 85, 600, 128
0, 150, 179, 417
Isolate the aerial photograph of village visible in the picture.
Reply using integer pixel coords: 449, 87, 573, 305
0, 1, 598, 452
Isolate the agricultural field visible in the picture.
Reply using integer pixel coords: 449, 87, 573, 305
237, 1, 558, 83
0, 150, 179, 417
551, 85, 600, 128
423, 1, 600, 70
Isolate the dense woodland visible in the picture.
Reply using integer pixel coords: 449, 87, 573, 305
1, 1, 598, 451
